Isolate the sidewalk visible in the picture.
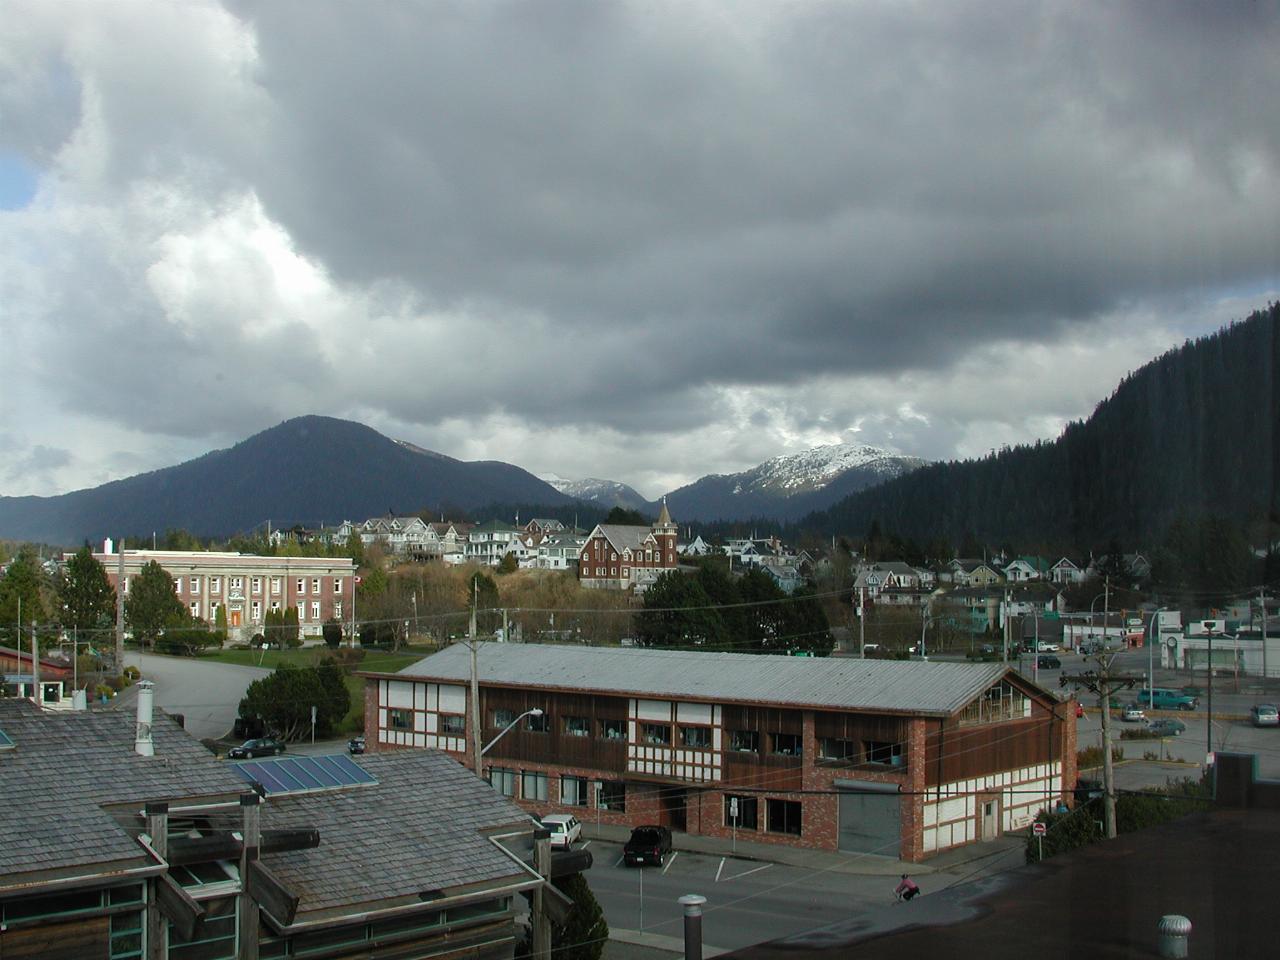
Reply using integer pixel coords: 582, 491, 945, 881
580, 821, 1016, 877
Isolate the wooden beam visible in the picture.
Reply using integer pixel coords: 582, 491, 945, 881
246, 859, 301, 926
167, 829, 320, 866
155, 873, 205, 942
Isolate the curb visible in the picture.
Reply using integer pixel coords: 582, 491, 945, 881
611, 928, 729, 957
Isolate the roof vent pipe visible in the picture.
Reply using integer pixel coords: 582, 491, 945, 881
1157, 914, 1191, 958
135, 680, 155, 757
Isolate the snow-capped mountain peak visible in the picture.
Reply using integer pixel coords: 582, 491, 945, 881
751, 441, 918, 494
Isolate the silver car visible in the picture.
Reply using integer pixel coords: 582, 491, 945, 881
1250, 704, 1279, 728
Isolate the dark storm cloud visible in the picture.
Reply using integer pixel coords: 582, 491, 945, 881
3, 0, 1278, 496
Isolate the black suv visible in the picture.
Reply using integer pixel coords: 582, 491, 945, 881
623, 825, 673, 866
1037, 655, 1062, 669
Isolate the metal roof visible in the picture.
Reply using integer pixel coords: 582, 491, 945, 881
398, 644, 1016, 716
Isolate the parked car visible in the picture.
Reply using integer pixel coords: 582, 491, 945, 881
540, 814, 583, 849
623, 825, 673, 866
1250, 704, 1279, 728
347, 736, 366, 754
1037, 655, 1062, 669
1121, 704, 1146, 722
227, 737, 286, 759
1146, 718, 1187, 738
1073, 778, 1104, 803
1136, 688, 1198, 711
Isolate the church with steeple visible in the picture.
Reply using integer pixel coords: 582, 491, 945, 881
578, 498, 681, 592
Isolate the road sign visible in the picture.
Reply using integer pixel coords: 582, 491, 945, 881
1032, 822, 1046, 836
729, 798, 739, 818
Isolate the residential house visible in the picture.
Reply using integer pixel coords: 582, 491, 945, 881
363, 644, 1075, 863
467, 520, 524, 566
336, 515, 437, 556
0, 646, 72, 707
523, 518, 566, 538
0, 697, 544, 960
578, 502, 679, 592
680, 535, 715, 557
1049, 557, 1087, 585
948, 559, 1003, 587
533, 531, 588, 571
1003, 556, 1050, 582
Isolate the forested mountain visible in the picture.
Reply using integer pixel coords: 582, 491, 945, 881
804, 304, 1280, 554
0, 416, 571, 545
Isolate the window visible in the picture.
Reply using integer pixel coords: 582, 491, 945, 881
489, 767, 516, 797
819, 738, 857, 761
611, 552, 617, 561
767, 798, 802, 835
334, 577, 342, 593
561, 776, 589, 806
311, 600, 320, 621
297, 578, 306, 594
270, 577, 281, 595
723, 794, 758, 830
864, 740, 903, 766
599, 718, 626, 741
251, 576, 261, 595
958, 680, 1030, 726
110, 909, 143, 959
210, 576, 221, 593
622, 567, 629, 576
522, 770, 549, 801
270, 600, 280, 612
598, 780, 626, 811
564, 716, 590, 737
493, 708, 517, 728
525, 712, 549, 733
230, 577, 243, 590
251, 600, 261, 620
389, 708, 412, 730
771, 733, 802, 757
189, 601, 200, 617
641, 723, 671, 746
611, 567, 617, 576
680, 725, 712, 749
729, 730, 759, 753
297, 602, 307, 621
312, 577, 321, 594
189, 576, 200, 593
441, 714, 465, 735
169, 895, 236, 960
333, 601, 342, 618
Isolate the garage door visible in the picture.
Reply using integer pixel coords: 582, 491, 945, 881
836, 779, 901, 858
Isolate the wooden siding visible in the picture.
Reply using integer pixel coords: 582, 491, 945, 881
922, 700, 1064, 787
481, 687, 628, 769
1, 915, 110, 960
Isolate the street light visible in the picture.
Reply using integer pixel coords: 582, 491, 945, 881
482, 708, 544, 758
1148, 607, 1167, 700
1088, 592, 1108, 650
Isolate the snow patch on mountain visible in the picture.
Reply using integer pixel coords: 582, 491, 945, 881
746, 442, 927, 496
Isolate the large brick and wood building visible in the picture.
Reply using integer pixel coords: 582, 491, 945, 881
86, 546, 355, 643
362, 644, 1077, 862
577, 501, 679, 592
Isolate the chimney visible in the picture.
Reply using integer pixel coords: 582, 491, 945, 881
103, 537, 114, 554
31, 627, 40, 708
135, 680, 156, 757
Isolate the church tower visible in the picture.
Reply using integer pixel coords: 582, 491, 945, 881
653, 497, 678, 566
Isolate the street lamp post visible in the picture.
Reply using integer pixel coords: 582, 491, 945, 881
479, 708, 544, 782
1148, 607, 1167, 698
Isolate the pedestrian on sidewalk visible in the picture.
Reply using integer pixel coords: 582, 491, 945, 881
895, 874, 920, 902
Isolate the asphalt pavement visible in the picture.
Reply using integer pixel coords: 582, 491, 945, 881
125, 651, 270, 740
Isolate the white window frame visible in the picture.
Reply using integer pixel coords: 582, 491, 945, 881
251, 577, 262, 595
270, 577, 282, 595
296, 578, 306, 594
189, 576, 201, 594
311, 578, 321, 594
311, 600, 320, 621
210, 576, 221, 594
333, 578, 342, 594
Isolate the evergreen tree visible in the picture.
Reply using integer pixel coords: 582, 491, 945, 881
0, 548, 48, 641
124, 560, 187, 647
635, 571, 728, 648
57, 545, 116, 632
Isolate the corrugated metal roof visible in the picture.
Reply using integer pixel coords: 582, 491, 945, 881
398, 644, 1014, 716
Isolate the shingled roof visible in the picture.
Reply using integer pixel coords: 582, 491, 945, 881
259, 751, 534, 923
0, 700, 246, 886
398, 644, 1022, 717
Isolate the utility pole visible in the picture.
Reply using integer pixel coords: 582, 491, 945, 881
469, 579, 482, 779
1061, 653, 1142, 839
858, 586, 865, 657
115, 542, 125, 673
1003, 588, 1011, 662
1262, 588, 1270, 680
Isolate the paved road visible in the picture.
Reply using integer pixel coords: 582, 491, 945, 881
585, 838, 1022, 953
126, 652, 270, 741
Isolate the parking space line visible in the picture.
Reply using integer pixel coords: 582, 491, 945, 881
614, 855, 625, 867
661, 851, 678, 875
719, 863, 772, 883
715, 857, 726, 883
581, 840, 591, 849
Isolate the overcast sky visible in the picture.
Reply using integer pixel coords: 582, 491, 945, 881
2, 1, 1277, 501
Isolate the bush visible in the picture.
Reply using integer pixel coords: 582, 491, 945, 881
1076, 745, 1124, 769
1143, 750, 1160, 760
323, 619, 343, 650
94, 683, 114, 700
156, 626, 222, 657
329, 647, 365, 669
1121, 728, 1160, 740
250, 633, 267, 648
123, 665, 141, 681
285, 634, 304, 649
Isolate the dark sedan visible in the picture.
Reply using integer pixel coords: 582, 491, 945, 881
227, 737, 286, 760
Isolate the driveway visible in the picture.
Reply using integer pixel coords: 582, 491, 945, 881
125, 652, 271, 741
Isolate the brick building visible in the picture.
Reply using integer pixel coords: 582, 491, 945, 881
577, 500, 679, 591
362, 644, 1076, 862
85, 545, 355, 642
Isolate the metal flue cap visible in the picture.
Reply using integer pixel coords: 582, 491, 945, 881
1157, 914, 1192, 959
